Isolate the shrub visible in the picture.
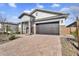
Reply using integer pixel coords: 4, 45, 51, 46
16, 32, 20, 34
4, 32, 7, 34
4, 32, 9, 35
71, 31, 77, 38
9, 34, 16, 40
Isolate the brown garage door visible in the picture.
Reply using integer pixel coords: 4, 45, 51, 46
36, 22, 59, 35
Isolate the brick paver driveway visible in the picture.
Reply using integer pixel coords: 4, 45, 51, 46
0, 35, 62, 56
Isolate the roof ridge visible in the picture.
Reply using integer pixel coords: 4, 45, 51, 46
30, 8, 69, 15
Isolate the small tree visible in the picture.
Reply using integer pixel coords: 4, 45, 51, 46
0, 13, 7, 33
6, 25, 11, 34
76, 17, 79, 49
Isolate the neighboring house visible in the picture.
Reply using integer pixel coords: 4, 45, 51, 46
61, 22, 77, 35
0, 22, 18, 33
67, 22, 76, 34
65, 17, 79, 34
18, 9, 68, 35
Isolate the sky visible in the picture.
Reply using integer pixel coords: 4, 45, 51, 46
0, 3, 79, 25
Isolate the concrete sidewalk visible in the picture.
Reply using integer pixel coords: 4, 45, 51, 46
0, 35, 62, 56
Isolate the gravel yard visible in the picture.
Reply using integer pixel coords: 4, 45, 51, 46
0, 34, 10, 44
60, 35, 78, 56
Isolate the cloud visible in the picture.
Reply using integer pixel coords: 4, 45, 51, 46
12, 16, 18, 19
36, 4, 44, 9
23, 8, 35, 14
23, 4, 44, 14
23, 10, 31, 13
7, 15, 19, 23
51, 3, 60, 7
60, 8, 69, 12
70, 6, 79, 10
60, 6, 79, 16
60, 6, 79, 25
11, 16, 20, 23
8, 3, 16, 8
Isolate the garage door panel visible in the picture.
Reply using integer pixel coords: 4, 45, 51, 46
36, 22, 59, 35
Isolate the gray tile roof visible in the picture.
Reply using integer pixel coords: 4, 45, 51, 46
31, 9, 69, 15
18, 9, 69, 19
18, 13, 35, 19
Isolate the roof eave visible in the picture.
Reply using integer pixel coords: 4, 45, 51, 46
18, 13, 35, 19
30, 9, 69, 15
66, 21, 76, 27
35, 15, 68, 22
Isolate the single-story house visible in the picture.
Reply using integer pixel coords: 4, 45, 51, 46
67, 22, 77, 27
66, 18, 79, 34
0, 22, 18, 33
18, 9, 68, 35
67, 21, 77, 34
53, 16, 79, 36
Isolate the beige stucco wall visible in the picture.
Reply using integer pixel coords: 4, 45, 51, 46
35, 18, 65, 26
34, 18, 66, 35
32, 11, 65, 26
19, 15, 33, 34
21, 15, 30, 22
32, 11, 58, 20
19, 10, 66, 35
22, 23, 28, 34
59, 18, 65, 25
59, 18, 67, 35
